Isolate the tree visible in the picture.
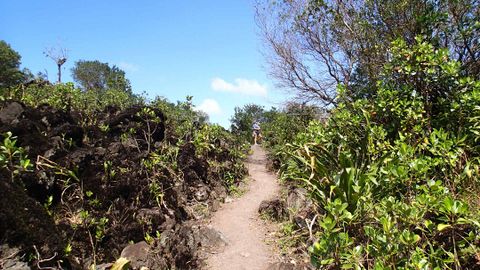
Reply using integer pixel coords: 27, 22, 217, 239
230, 104, 265, 141
261, 101, 322, 150
44, 45, 68, 83
71, 60, 132, 93
256, 0, 480, 104
0, 40, 24, 88
106, 65, 132, 94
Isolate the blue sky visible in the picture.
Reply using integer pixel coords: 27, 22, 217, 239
1, 0, 291, 127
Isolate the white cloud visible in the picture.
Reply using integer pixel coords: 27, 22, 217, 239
211, 77, 267, 97
118, 62, 139, 72
196, 98, 222, 116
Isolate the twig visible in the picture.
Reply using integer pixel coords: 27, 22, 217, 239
87, 229, 97, 268
306, 214, 318, 241
0, 248, 20, 268
33, 245, 57, 270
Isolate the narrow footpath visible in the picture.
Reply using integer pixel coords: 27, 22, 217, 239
206, 145, 280, 270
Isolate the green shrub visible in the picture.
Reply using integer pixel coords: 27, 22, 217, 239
0, 131, 32, 181
278, 37, 480, 269
2, 82, 144, 126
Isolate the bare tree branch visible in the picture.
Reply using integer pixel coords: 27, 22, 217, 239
256, 0, 479, 106
256, 0, 357, 107
44, 45, 68, 83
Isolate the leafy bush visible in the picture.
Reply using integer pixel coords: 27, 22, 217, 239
151, 95, 207, 141
261, 103, 322, 165
230, 103, 265, 143
2, 81, 144, 126
0, 76, 249, 268
0, 131, 32, 181
278, 37, 480, 269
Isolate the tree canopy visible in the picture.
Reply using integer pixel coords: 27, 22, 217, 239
71, 60, 132, 93
0, 40, 24, 89
256, 0, 480, 105
230, 104, 265, 141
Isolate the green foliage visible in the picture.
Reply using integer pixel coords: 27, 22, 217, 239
259, 0, 479, 103
138, 97, 248, 201
230, 104, 265, 142
229, 102, 322, 160
261, 102, 323, 165
152, 95, 207, 141
71, 60, 132, 93
0, 40, 24, 89
0, 131, 32, 181
192, 123, 248, 193
3, 82, 144, 125
276, 38, 480, 269
0, 42, 249, 269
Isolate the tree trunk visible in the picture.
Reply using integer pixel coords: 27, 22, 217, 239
57, 63, 61, 83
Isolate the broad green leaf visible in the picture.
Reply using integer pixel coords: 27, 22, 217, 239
437, 224, 451, 231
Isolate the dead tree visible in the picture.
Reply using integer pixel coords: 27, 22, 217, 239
255, 0, 357, 106
44, 46, 68, 83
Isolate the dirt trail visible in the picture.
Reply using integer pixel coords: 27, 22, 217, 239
206, 145, 279, 270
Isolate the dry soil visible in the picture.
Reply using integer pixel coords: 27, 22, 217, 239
206, 145, 280, 270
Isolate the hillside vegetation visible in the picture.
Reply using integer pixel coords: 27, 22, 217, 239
0, 44, 248, 269
248, 0, 480, 268
240, 35, 480, 270
2, 0, 480, 268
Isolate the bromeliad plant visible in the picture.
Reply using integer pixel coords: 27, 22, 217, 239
279, 37, 480, 269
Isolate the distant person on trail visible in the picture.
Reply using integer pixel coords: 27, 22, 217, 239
252, 121, 262, 145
